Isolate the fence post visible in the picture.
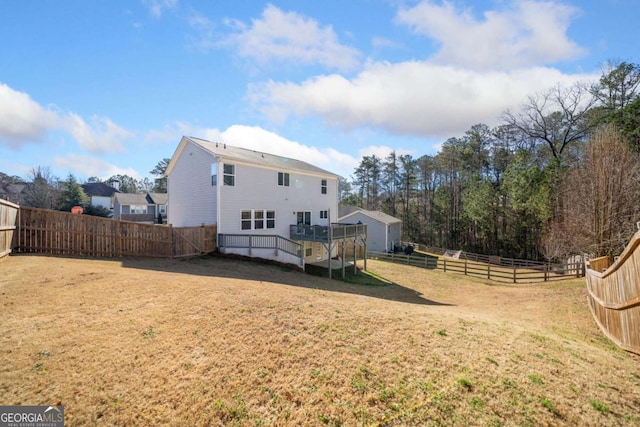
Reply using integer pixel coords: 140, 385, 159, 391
200, 224, 205, 255
464, 258, 467, 276
487, 263, 491, 280
169, 224, 174, 258
513, 265, 516, 284
544, 264, 548, 281
444, 257, 447, 272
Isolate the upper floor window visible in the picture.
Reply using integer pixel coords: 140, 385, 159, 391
223, 164, 235, 186
320, 210, 328, 219
278, 172, 290, 187
321, 179, 327, 194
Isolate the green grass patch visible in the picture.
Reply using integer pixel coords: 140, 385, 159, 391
590, 399, 610, 414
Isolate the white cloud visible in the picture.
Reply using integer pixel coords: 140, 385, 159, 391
142, 0, 178, 18
395, 0, 585, 70
222, 4, 361, 71
148, 122, 360, 177
0, 83, 133, 153
249, 60, 598, 139
358, 145, 415, 161
0, 83, 59, 147
54, 154, 143, 180
65, 114, 131, 153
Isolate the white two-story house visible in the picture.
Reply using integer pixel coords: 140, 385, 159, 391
166, 136, 366, 269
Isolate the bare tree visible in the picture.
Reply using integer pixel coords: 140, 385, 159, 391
502, 83, 598, 162
557, 124, 640, 258
23, 166, 59, 209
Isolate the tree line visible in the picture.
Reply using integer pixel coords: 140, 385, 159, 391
340, 61, 640, 261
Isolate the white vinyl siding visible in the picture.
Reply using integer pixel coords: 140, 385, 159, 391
167, 139, 217, 227
217, 162, 338, 236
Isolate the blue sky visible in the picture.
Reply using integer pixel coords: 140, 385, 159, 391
1, 0, 638, 182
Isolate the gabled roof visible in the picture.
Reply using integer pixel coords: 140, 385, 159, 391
82, 182, 119, 197
338, 208, 402, 225
0, 182, 26, 196
147, 192, 167, 205
113, 193, 149, 205
166, 136, 340, 178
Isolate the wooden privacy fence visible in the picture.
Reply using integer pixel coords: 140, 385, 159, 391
368, 251, 584, 283
0, 199, 19, 258
15, 206, 216, 258
585, 231, 640, 355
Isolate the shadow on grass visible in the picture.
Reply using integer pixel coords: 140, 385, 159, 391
117, 252, 453, 307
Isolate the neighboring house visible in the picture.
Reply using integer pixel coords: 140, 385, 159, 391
338, 207, 402, 253
166, 136, 363, 267
149, 192, 168, 223
81, 182, 120, 211
112, 192, 167, 224
0, 182, 26, 205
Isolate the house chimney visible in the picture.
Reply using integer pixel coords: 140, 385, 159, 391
110, 179, 120, 191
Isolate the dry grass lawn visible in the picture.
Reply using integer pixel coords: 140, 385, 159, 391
1, 254, 639, 426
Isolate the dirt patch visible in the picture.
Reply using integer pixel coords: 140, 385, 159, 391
1, 254, 638, 426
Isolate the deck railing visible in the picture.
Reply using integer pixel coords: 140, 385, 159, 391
289, 223, 367, 242
219, 233, 302, 258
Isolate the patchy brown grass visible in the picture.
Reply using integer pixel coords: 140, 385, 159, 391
1, 254, 639, 426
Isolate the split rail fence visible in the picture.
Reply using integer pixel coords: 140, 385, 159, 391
10, 206, 216, 259
585, 231, 640, 355
368, 250, 584, 284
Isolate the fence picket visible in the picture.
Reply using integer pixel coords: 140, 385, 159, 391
13, 207, 216, 258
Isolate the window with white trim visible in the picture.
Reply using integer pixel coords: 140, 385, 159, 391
223, 164, 235, 186
241, 210, 252, 230
321, 179, 327, 194
129, 205, 147, 214
278, 172, 290, 186
241, 209, 276, 230
320, 210, 328, 219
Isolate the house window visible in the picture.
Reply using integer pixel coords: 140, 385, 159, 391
241, 210, 251, 230
305, 246, 313, 257
321, 179, 327, 194
241, 210, 276, 230
278, 172, 290, 186
254, 210, 264, 229
130, 205, 147, 214
266, 210, 275, 228
320, 210, 328, 219
211, 163, 217, 186
296, 211, 311, 226
159, 205, 167, 215
223, 164, 235, 186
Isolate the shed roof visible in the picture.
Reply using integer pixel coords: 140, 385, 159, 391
338, 208, 402, 225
